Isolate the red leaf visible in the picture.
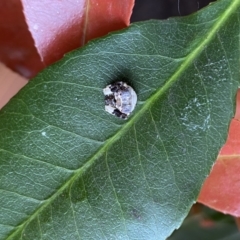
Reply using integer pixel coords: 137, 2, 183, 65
0, 0, 134, 78
0, 0, 44, 78
198, 89, 240, 217
22, 0, 134, 66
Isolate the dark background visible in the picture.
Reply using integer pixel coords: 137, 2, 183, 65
131, 0, 216, 22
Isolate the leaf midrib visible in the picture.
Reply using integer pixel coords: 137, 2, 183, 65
7, 0, 240, 238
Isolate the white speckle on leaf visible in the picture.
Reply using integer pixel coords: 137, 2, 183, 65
179, 97, 210, 132
41, 131, 47, 137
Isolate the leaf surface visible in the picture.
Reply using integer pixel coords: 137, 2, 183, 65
0, 0, 240, 239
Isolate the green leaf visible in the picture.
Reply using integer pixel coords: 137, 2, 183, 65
0, 0, 240, 239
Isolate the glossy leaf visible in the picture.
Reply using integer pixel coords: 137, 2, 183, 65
198, 90, 240, 216
0, 0, 240, 239
0, 0, 43, 78
22, 0, 134, 66
0, 0, 134, 78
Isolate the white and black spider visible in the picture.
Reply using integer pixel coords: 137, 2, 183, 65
103, 81, 137, 119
